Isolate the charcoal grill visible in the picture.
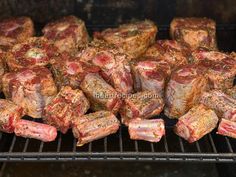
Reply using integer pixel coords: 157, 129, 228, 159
0, 0, 235, 163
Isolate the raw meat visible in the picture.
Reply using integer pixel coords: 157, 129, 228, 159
2, 66, 57, 118
130, 56, 171, 96
165, 64, 208, 118
200, 90, 236, 121
0, 16, 34, 51
170, 17, 217, 50
6, 37, 60, 71
175, 104, 218, 143
120, 91, 164, 125
43, 15, 89, 53
43, 86, 90, 134
78, 40, 133, 94
144, 40, 189, 69
80, 73, 122, 113
217, 119, 236, 139
95, 20, 157, 58
72, 111, 120, 146
50, 52, 100, 89
0, 99, 24, 133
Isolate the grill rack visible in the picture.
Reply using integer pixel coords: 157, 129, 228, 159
0, 24, 235, 162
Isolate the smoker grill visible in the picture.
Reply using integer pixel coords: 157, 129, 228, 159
0, 0, 235, 163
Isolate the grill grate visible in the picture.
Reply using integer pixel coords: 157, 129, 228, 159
0, 25, 235, 162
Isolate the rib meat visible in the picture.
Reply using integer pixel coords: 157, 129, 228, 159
200, 90, 236, 121
217, 119, 236, 139
6, 37, 60, 71
0, 99, 24, 133
42, 15, 89, 54
80, 73, 122, 113
175, 104, 218, 143
170, 17, 217, 50
43, 86, 90, 134
95, 20, 157, 58
2, 66, 57, 118
130, 56, 171, 96
78, 40, 133, 94
0, 16, 34, 51
128, 118, 165, 142
120, 91, 164, 125
72, 111, 120, 146
192, 49, 236, 90
165, 64, 208, 118
50, 52, 100, 89
144, 40, 189, 69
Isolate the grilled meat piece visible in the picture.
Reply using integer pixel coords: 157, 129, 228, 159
192, 49, 236, 90
2, 66, 57, 118
6, 37, 60, 71
144, 40, 189, 69
217, 119, 236, 139
120, 91, 164, 125
0, 17, 34, 51
175, 104, 218, 143
130, 56, 171, 96
165, 64, 208, 119
200, 90, 236, 121
225, 86, 236, 99
95, 20, 157, 58
0, 99, 24, 133
43, 15, 89, 53
14, 119, 57, 142
50, 52, 100, 89
78, 40, 133, 94
43, 86, 90, 134
72, 111, 120, 146
170, 17, 217, 50
80, 73, 122, 113
128, 118, 165, 142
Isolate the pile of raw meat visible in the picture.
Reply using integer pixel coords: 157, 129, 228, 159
0, 16, 235, 146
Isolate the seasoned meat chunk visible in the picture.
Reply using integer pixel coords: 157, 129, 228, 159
130, 56, 171, 96
170, 17, 217, 50
175, 104, 218, 143
0, 52, 6, 91
14, 119, 57, 142
78, 40, 133, 94
43, 86, 90, 134
2, 66, 57, 118
120, 91, 164, 125
50, 52, 100, 89
192, 49, 236, 90
0, 99, 24, 133
165, 64, 208, 119
80, 73, 122, 113
200, 90, 236, 121
95, 20, 157, 58
225, 86, 236, 99
43, 15, 89, 53
6, 37, 60, 71
0, 17, 34, 51
128, 118, 165, 142
217, 119, 236, 139
144, 40, 189, 69
72, 111, 120, 146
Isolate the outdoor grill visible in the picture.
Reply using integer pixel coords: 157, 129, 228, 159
0, 1, 235, 177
